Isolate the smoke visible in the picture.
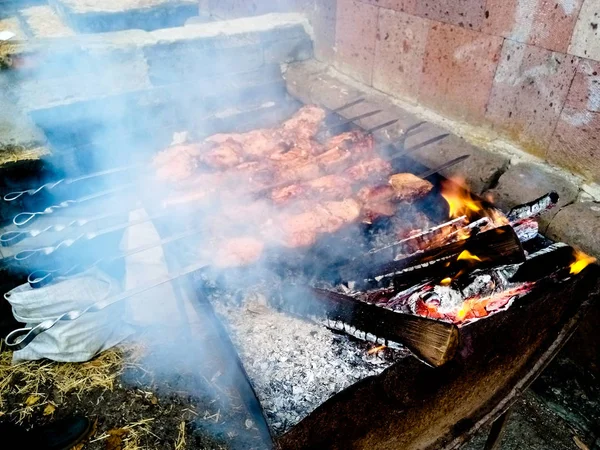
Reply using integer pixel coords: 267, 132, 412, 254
0, 4, 320, 448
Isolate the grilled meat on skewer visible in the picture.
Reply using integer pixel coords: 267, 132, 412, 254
153, 106, 327, 181
153, 143, 209, 183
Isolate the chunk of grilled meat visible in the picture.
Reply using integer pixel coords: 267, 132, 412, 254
357, 175, 433, 204
153, 144, 208, 183
281, 105, 327, 141
270, 175, 353, 205
268, 199, 362, 248
200, 138, 245, 170
344, 158, 392, 182
388, 173, 434, 201
213, 237, 265, 268
207, 129, 289, 160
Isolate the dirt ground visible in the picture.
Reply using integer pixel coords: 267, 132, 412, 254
0, 344, 243, 450
0, 342, 598, 450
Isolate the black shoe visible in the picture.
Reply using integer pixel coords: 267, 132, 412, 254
0, 415, 92, 450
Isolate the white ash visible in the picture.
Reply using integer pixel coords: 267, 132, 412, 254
213, 297, 405, 435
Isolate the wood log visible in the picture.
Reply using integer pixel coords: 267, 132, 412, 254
353, 225, 526, 287
275, 286, 459, 367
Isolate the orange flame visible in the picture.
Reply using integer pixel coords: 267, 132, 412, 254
457, 250, 482, 262
441, 179, 482, 219
570, 249, 596, 275
441, 178, 509, 226
440, 277, 453, 286
367, 345, 386, 355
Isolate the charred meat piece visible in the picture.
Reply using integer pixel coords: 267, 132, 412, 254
344, 158, 392, 182
389, 173, 434, 201
207, 129, 288, 160
201, 139, 245, 170
326, 130, 371, 150
357, 173, 434, 205
270, 175, 352, 205
357, 185, 396, 205
271, 184, 308, 205
362, 201, 397, 224
281, 105, 327, 141
315, 132, 375, 172
153, 144, 208, 182
213, 237, 265, 268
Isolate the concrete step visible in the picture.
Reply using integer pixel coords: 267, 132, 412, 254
49, 0, 200, 33
19, 5, 75, 38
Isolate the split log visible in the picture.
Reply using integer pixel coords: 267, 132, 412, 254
275, 286, 459, 367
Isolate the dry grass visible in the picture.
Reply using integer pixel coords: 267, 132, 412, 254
175, 420, 186, 450
0, 344, 144, 421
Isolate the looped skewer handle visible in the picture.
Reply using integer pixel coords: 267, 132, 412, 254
0, 230, 32, 247
3, 164, 142, 203
28, 269, 60, 289
4, 180, 65, 202
13, 234, 88, 261
13, 201, 76, 228
5, 261, 209, 350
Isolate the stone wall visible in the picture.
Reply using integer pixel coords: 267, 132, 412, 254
324, 0, 600, 185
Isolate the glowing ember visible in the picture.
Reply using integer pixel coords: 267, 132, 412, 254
440, 277, 452, 286
457, 250, 482, 262
367, 345, 386, 355
569, 249, 596, 275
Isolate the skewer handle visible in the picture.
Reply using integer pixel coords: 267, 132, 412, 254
5, 261, 209, 350
4, 180, 65, 202
0, 230, 32, 246
13, 201, 76, 227
3, 164, 142, 203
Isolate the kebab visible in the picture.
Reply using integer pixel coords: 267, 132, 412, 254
153, 105, 327, 182
209, 173, 435, 268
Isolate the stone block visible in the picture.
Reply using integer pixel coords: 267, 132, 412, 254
11, 41, 152, 112
145, 41, 264, 85
51, 0, 199, 33
372, 9, 430, 103
484, 162, 579, 231
569, 0, 600, 61
546, 202, 600, 258
414, 0, 486, 30
404, 126, 510, 194
419, 22, 503, 123
483, 0, 584, 53
307, 0, 337, 62
19, 5, 75, 38
547, 59, 600, 182
334, 0, 378, 85
485, 40, 579, 157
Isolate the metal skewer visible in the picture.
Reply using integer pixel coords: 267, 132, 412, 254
4, 260, 211, 350
367, 119, 399, 134
417, 154, 470, 179
11, 183, 136, 228
332, 97, 365, 112
3, 164, 142, 202
322, 110, 383, 133
27, 225, 208, 288
1, 205, 141, 247
389, 133, 450, 161
13, 208, 173, 261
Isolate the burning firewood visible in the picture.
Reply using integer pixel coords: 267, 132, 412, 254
274, 286, 460, 368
